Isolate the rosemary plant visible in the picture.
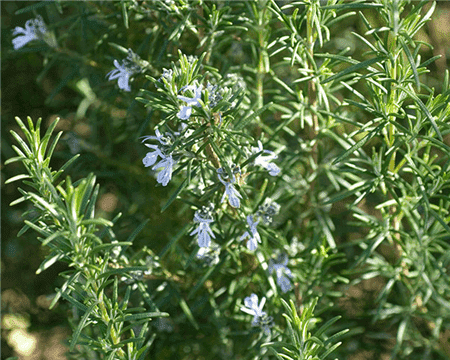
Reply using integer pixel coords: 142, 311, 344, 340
3, 1, 449, 359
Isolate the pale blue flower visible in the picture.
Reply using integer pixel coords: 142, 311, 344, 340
153, 154, 174, 186
142, 130, 170, 167
190, 211, 216, 248
142, 129, 176, 186
12, 16, 47, 50
240, 294, 272, 335
253, 141, 280, 176
217, 168, 242, 208
142, 144, 163, 167
240, 215, 261, 250
268, 253, 293, 293
107, 59, 132, 91
107, 49, 142, 92
177, 82, 202, 120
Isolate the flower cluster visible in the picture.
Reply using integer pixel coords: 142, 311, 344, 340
190, 203, 216, 248
12, 15, 48, 50
196, 242, 221, 267
207, 82, 223, 109
240, 199, 280, 251
107, 48, 143, 92
138, 61, 287, 338
256, 198, 280, 225
240, 294, 273, 335
142, 129, 176, 186
159, 68, 173, 90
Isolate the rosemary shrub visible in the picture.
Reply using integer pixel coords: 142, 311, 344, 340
3, 1, 449, 359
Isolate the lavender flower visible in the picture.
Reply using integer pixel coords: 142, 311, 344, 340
153, 154, 174, 186
142, 144, 163, 167
240, 294, 272, 335
252, 141, 280, 176
142, 129, 176, 186
107, 60, 133, 91
190, 204, 216, 248
268, 253, 293, 293
240, 215, 261, 250
107, 49, 142, 92
177, 82, 203, 120
12, 16, 47, 50
217, 167, 242, 208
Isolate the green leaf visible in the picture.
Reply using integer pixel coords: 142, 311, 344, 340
158, 223, 190, 259
178, 297, 199, 330
332, 122, 386, 165
397, 85, 442, 140
235, 102, 273, 130
322, 56, 386, 84
10, 130, 32, 157
399, 37, 420, 90
314, 315, 342, 338
126, 219, 150, 243
161, 178, 188, 213
42, 230, 70, 246
70, 301, 99, 351
88, 242, 133, 256
50, 271, 82, 309
53, 154, 80, 182
79, 218, 114, 228
78, 174, 97, 216
5, 174, 31, 184
36, 252, 65, 274
320, 341, 343, 359
322, 2, 383, 10
122, 312, 168, 322
121, 0, 129, 29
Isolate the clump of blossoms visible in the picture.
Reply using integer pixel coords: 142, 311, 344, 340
206, 82, 224, 109
256, 198, 281, 225
196, 243, 221, 267
12, 15, 56, 50
190, 203, 216, 248
141, 129, 177, 186
240, 294, 273, 335
241, 199, 280, 251
107, 48, 144, 92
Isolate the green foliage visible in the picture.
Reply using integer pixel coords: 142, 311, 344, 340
7, 116, 169, 359
3, 0, 450, 359
262, 298, 348, 360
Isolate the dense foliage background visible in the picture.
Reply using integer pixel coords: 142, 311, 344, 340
2, 1, 450, 359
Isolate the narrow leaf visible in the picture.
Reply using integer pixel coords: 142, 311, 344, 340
332, 122, 385, 165
322, 56, 385, 84
397, 85, 442, 140
70, 301, 99, 351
